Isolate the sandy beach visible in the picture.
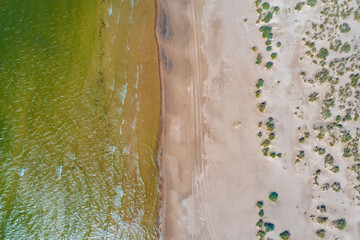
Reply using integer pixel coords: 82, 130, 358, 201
157, 0, 360, 239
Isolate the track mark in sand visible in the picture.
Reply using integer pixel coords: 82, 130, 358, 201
189, 1, 218, 239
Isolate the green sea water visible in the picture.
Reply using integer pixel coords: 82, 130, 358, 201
0, 0, 160, 239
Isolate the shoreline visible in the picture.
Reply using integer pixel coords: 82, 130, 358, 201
154, 0, 164, 238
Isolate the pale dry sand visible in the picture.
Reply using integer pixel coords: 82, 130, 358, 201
156, 0, 360, 239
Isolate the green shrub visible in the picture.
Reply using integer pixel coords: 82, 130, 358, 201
257, 230, 266, 237
252, 46, 258, 52
266, 121, 275, 132
262, 148, 269, 156
255, 0, 262, 7
258, 209, 264, 217
341, 132, 352, 142
316, 229, 325, 238
332, 218, 346, 230
276, 41, 282, 47
317, 48, 329, 60
259, 26, 273, 39
297, 150, 305, 159
279, 231, 290, 239
317, 205, 326, 213
255, 90, 262, 98
350, 74, 359, 87
269, 192, 278, 202
256, 200, 264, 209
262, 2, 270, 9
324, 154, 333, 164
256, 78, 264, 89
331, 165, 339, 173
340, 42, 351, 53
271, 53, 278, 59
317, 216, 328, 223
343, 147, 351, 157
263, 12, 273, 23
265, 62, 273, 69
262, 139, 271, 147
339, 23, 351, 33
269, 133, 275, 140
264, 222, 275, 232
266, 46, 272, 52
307, 0, 317, 6
257, 131, 262, 137
256, 53, 263, 64
265, 40, 271, 46
256, 219, 264, 228
295, 2, 305, 11
258, 102, 267, 112
270, 152, 276, 158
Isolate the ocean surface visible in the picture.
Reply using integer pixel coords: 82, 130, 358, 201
0, 0, 160, 239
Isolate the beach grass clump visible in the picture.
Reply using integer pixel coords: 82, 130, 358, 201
256, 53, 263, 64
295, 2, 305, 11
271, 53, 278, 59
316, 229, 325, 238
279, 231, 291, 239
332, 218, 346, 230
339, 23, 351, 33
270, 152, 276, 158
268, 192, 278, 202
309, 92, 319, 101
317, 216, 328, 224
265, 62, 273, 69
332, 182, 341, 192
258, 131, 263, 137
258, 102, 267, 112
252, 46, 258, 52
